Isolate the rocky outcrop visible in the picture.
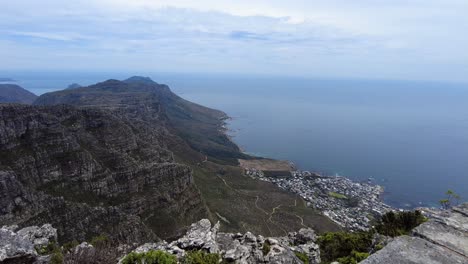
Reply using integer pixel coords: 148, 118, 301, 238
0, 224, 56, 264
0, 104, 208, 243
0, 84, 37, 104
128, 219, 320, 264
361, 203, 468, 264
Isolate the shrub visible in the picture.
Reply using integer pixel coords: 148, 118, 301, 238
294, 252, 309, 264
376, 210, 427, 237
121, 250, 177, 264
182, 250, 220, 264
262, 242, 271, 255
35, 241, 60, 255
90, 235, 109, 247
50, 251, 64, 264
317, 231, 373, 263
62, 240, 80, 253
336, 250, 370, 264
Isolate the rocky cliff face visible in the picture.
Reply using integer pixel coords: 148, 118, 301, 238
0, 84, 37, 104
0, 104, 207, 243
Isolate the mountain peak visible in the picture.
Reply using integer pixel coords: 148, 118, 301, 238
124, 76, 157, 85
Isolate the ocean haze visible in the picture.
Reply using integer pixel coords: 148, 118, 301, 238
4, 71, 468, 208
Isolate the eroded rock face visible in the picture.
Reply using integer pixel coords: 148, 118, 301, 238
0, 104, 208, 243
128, 219, 321, 264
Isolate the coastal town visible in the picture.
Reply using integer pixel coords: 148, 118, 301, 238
244, 167, 393, 231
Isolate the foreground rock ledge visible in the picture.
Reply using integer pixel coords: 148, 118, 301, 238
125, 219, 321, 264
361, 203, 468, 264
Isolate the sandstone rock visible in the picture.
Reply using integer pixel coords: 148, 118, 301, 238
171, 219, 219, 253
16, 224, 57, 248
0, 226, 37, 264
362, 203, 468, 264
293, 228, 317, 244
361, 236, 467, 264
265, 244, 302, 264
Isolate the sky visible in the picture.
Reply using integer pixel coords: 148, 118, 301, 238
1, 0, 467, 82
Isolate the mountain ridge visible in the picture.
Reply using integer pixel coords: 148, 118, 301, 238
0, 84, 37, 104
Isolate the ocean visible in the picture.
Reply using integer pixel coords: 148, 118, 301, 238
2, 71, 467, 208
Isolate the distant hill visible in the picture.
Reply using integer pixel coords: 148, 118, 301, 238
66, 83, 82, 89
0, 78, 15, 82
0, 84, 37, 104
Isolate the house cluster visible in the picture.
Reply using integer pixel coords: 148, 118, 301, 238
244, 168, 393, 231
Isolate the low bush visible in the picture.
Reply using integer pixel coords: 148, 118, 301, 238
121, 250, 177, 264
262, 242, 271, 255
181, 250, 221, 264
317, 231, 373, 264
336, 250, 370, 264
294, 251, 309, 264
376, 210, 427, 237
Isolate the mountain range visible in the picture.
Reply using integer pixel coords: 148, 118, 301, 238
0, 77, 338, 245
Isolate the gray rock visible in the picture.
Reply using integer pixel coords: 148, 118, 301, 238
0, 226, 37, 263
362, 203, 468, 264
361, 236, 467, 264
16, 224, 57, 248
173, 219, 220, 253
265, 244, 302, 264
294, 228, 317, 244
413, 220, 468, 258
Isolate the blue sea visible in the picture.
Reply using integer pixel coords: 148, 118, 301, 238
2, 71, 468, 209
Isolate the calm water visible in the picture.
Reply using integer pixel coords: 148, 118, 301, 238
2, 71, 468, 208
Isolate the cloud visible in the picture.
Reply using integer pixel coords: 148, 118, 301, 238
0, 1, 467, 81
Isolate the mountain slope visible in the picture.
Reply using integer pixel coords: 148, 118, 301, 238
0, 84, 37, 104
0, 104, 207, 243
31, 76, 340, 238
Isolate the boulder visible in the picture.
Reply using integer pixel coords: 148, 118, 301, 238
0, 226, 37, 264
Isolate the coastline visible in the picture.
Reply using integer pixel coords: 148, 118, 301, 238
221, 114, 396, 230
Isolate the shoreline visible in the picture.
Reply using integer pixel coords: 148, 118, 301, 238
220, 114, 397, 230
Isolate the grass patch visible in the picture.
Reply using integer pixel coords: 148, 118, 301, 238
294, 251, 309, 264
328, 192, 348, 199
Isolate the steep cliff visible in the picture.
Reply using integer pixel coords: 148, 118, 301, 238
0, 104, 208, 243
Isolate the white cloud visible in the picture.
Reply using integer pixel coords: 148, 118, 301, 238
0, 0, 467, 81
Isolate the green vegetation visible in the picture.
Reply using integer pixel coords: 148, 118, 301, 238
336, 250, 370, 264
35, 241, 60, 255
262, 241, 271, 255
317, 231, 373, 264
34, 241, 63, 264
121, 250, 177, 264
120, 250, 222, 264
439, 189, 461, 209
181, 250, 221, 264
90, 234, 109, 247
50, 251, 64, 264
328, 192, 348, 199
375, 210, 427, 237
318, 209, 427, 263
294, 251, 309, 264
62, 240, 79, 253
